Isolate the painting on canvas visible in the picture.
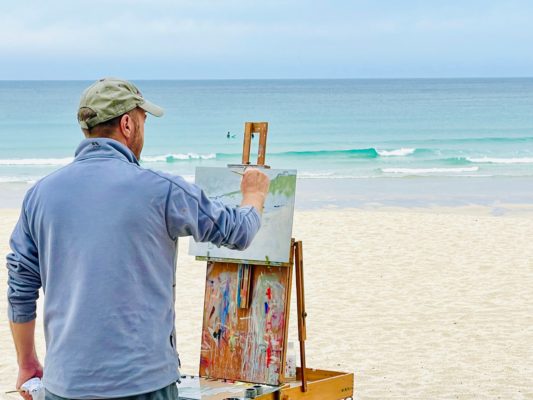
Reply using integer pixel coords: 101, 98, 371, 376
188, 167, 297, 265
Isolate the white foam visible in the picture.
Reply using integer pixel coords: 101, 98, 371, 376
377, 148, 416, 157
298, 172, 336, 179
182, 175, 195, 183
467, 157, 533, 164
141, 153, 216, 162
0, 157, 73, 166
298, 172, 373, 179
382, 167, 479, 174
139, 155, 168, 162
0, 176, 38, 183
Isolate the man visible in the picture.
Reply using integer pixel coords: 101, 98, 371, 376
7, 78, 270, 400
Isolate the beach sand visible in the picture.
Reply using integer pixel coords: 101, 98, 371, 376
1, 207, 532, 399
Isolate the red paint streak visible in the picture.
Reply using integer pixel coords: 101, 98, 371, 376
266, 341, 272, 368
200, 356, 210, 368
266, 287, 272, 300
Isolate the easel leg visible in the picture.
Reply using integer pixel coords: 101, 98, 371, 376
294, 241, 308, 392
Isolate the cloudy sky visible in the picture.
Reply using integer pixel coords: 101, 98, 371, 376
2, 0, 533, 79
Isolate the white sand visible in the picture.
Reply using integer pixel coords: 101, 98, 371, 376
1, 207, 532, 399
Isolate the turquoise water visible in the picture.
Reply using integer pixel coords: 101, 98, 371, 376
1, 79, 533, 206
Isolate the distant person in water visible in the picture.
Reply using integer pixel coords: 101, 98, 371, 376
227, 131, 230, 138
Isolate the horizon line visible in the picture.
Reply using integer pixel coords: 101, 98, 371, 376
1, 76, 533, 82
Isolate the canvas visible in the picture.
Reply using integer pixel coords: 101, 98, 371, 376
189, 167, 297, 265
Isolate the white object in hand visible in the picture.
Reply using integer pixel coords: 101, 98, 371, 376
21, 378, 45, 400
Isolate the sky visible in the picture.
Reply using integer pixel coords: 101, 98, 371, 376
1, 0, 533, 80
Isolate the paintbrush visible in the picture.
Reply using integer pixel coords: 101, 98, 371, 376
5, 389, 24, 394
231, 170, 245, 176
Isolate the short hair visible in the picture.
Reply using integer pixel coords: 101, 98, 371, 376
78, 107, 122, 138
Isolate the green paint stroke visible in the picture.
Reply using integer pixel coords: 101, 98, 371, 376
268, 174, 296, 197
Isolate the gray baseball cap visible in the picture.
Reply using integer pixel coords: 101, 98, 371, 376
78, 78, 164, 129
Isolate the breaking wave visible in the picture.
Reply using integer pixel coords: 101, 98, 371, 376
0, 157, 73, 166
141, 153, 216, 162
376, 148, 416, 157
466, 157, 533, 164
382, 167, 479, 174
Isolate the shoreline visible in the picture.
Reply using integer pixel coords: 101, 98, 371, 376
3, 203, 533, 218
2, 175, 533, 211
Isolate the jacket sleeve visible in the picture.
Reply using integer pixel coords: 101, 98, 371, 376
164, 177, 261, 250
6, 205, 41, 323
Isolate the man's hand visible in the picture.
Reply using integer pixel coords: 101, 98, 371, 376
16, 357, 43, 400
240, 168, 270, 213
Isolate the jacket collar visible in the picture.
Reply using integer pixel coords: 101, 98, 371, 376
74, 138, 140, 166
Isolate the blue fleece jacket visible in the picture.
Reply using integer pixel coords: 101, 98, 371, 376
6, 138, 261, 399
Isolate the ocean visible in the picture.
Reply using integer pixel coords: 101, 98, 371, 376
1, 78, 533, 208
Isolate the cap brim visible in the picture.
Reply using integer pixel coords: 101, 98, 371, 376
139, 100, 164, 117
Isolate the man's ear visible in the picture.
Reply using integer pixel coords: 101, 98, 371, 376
119, 114, 134, 139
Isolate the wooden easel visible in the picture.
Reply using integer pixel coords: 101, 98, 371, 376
240, 122, 309, 391
186, 122, 354, 400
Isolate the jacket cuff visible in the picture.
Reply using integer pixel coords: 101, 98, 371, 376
7, 304, 37, 323
241, 205, 262, 227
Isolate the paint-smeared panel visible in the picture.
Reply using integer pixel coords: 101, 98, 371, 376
199, 262, 291, 385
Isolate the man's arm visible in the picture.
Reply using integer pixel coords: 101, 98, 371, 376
10, 320, 43, 400
7, 203, 43, 399
164, 168, 270, 249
